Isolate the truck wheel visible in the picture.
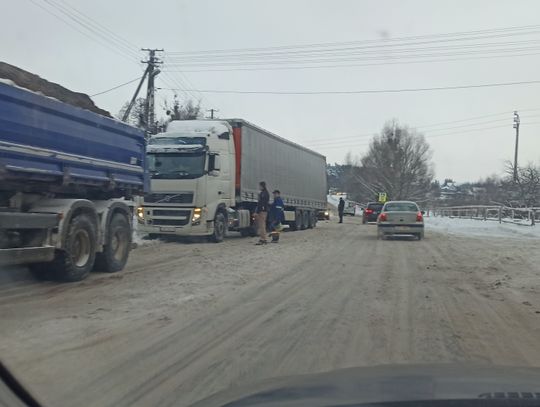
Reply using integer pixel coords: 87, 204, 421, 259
209, 211, 226, 243
307, 211, 315, 229
94, 213, 131, 273
300, 211, 308, 230
53, 214, 97, 282
290, 211, 300, 231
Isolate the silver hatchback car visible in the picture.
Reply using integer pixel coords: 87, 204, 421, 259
377, 200, 425, 240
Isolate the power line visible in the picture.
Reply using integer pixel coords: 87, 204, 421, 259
56, 0, 139, 51
306, 113, 540, 147
27, 0, 137, 63
160, 79, 540, 95
164, 38, 540, 65
40, 0, 139, 60
308, 121, 540, 150
166, 23, 540, 55
164, 47, 540, 68
90, 77, 142, 97
163, 51, 540, 73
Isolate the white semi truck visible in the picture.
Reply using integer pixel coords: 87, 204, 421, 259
137, 119, 327, 241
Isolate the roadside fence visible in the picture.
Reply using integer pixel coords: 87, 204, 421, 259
430, 205, 540, 226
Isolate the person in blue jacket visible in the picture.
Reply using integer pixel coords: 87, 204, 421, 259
269, 190, 285, 243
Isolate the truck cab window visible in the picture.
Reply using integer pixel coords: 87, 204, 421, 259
147, 152, 206, 179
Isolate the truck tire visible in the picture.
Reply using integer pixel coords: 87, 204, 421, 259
94, 213, 131, 273
311, 212, 317, 228
307, 211, 315, 229
300, 211, 308, 230
209, 211, 226, 243
290, 211, 300, 231
53, 213, 97, 282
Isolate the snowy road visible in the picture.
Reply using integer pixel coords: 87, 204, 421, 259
1, 218, 540, 406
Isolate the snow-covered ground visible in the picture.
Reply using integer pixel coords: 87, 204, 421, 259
427, 216, 540, 239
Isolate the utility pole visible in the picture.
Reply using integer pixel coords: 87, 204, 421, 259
513, 110, 520, 182
206, 108, 219, 119
122, 67, 149, 122
141, 48, 163, 134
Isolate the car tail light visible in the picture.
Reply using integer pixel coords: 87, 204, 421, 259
365, 209, 373, 214
416, 211, 423, 222
379, 213, 387, 222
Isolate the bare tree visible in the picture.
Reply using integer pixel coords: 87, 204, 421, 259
165, 95, 201, 121
503, 161, 540, 206
117, 97, 146, 127
360, 121, 434, 201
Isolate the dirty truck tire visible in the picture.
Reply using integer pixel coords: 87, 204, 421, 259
94, 213, 131, 273
209, 212, 226, 243
300, 211, 308, 230
53, 214, 97, 282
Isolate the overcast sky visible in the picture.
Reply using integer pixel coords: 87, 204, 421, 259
3, 0, 540, 182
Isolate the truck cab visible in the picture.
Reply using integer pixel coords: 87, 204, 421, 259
138, 120, 242, 242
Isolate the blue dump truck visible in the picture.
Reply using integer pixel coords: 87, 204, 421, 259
0, 82, 147, 281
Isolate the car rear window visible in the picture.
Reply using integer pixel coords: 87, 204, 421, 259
384, 202, 419, 212
367, 203, 383, 210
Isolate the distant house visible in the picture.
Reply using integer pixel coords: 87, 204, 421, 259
440, 180, 458, 200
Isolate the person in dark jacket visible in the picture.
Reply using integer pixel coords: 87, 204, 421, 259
269, 190, 284, 242
338, 197, 345, 223
255, 181, 270, 245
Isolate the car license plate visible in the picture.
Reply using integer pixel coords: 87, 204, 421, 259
396, 226, 408, 231
160, 227, 176, 232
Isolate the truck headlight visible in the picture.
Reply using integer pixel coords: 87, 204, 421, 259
324, 211, 329, 216
136, 207, 145, 222
192, 208, 202, 225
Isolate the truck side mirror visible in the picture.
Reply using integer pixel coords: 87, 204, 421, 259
209, 153, 221, 172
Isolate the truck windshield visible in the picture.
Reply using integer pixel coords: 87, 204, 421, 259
147, 152, 206, 179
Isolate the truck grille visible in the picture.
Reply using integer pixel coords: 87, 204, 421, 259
152, 209, 191, 217
151, 218, 189, 226
144, 193, 193, 204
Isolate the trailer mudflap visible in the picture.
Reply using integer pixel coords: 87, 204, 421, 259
0, 246, 55, 266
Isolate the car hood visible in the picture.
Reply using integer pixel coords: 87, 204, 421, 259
190, 364, 540, 406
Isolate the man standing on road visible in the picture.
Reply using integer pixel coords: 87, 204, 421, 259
338, 197, 345, 224
255, 181, 270, 245
269, 190, 284, 243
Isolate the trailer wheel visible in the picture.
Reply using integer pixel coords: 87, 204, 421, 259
300, 211, 308, 230
290, 210, 301, 231
307, 211, 315, 229
209, 211, 226, 243
94, 213, 131, 273
53, 213, 97, 282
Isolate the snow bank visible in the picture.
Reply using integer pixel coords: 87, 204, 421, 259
426, 216, 540, 239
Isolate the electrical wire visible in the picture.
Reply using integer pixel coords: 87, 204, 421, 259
308, 121, 540, 151
159, 79, 540, 95
41, 0, 140, 61
163, 51, 540, 73
166, 23, 540, 55
90, 77, 142, 97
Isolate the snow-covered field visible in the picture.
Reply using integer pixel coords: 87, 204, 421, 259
427, 216, 540, 239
